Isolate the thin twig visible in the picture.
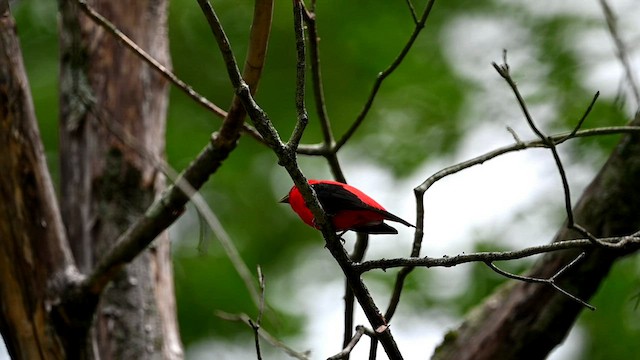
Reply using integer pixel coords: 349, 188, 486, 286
599, 0, 640, 107
301, 2, 334, 146
300, 2, 346, 181
492, 56, 545, 140
328, 326, 376, 360
249, 266, 267, 360
403, 0, 419, 25
506, 126, 522, 144
288, 0, 308, 150
75, 0, 227, 117
493, 52, 616, 248
558, 92, 600, 143
197, 0, 274, 144
197, 0, 243, 89
384, 266, 413, 321
335, 0, 437, 151
256, 266, 266, 325
216, 311, 311, 360
343, 233, 369, 353
551, 252, 587, 280
75, 0, 263, 142
485, 253, 595, 310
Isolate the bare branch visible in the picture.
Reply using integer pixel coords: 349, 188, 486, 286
288, 0, 309, 150
195, 2, 404, 358
300, 2, 346, 181
506, 126, 522, 144
599, 0, 640, 107
75, 0, 266, 142
216, 311, 311, 360
197, 0, 274, 144
492, 57, 545, 140
76, 1, 222, 115
493, 52, 615, 248
92, 107, 262, 307
328, 326, 376, 360
354, 235, 640, 273
235, 87, 405, 358
249, 266, 267, 360
343, 233, 370, 352
404, 0, 419, 25
485, 252, 595, 310
300, 3, 333, 147
335, 0, 438, 151
411, 125, 640, 263
558, 91, 600, 143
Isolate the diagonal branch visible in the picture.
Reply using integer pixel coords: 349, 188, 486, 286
335, 0, 437, 151
76, 0, 273, 301
599, 0, 640, 107
92, 106, 262, 307
194, 1, 404, 357
327, 326, 376, 360
75, 0, 267, 142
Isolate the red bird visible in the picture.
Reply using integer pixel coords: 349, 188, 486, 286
279, 179, 414, 234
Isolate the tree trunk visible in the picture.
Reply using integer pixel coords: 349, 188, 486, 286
433, 114, 640, 359
58, 0, 182, 358
0, 5, 76, 359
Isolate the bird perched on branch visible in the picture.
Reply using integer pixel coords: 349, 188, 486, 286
280, 179, 414, 234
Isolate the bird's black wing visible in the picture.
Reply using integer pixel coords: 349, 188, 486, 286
312, 182, 371, 214
312, 182, 414, 228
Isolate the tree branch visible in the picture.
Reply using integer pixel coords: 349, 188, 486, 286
598, 0, 640, 107
75, 0, 227, 118
355, 236, 640, 273
493, 53, 615, 248
77, 0, 273, 300
192, 1, 404, 356
287, 0, 308, 150
327, 326, 376, 360
484, 252, 595, 310
335, 0, 437, 151
434, 113, 640, 359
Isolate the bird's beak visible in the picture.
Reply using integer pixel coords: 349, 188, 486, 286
279, 194, 290, 203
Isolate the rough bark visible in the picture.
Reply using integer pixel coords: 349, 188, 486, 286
58, 1, 182, 359
433, 115, 640, 359
0, 6, 78, 359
